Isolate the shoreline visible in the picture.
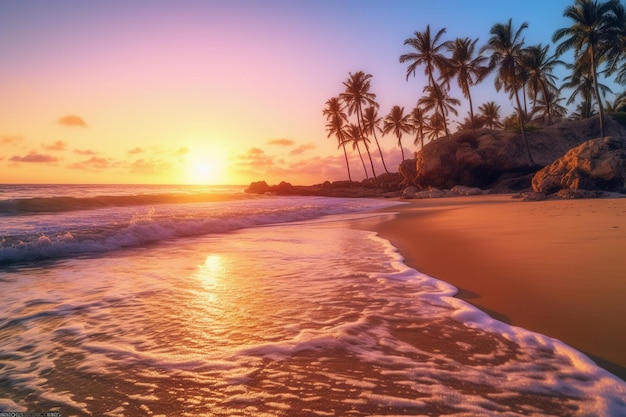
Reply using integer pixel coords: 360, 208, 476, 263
353, 194, 626, 381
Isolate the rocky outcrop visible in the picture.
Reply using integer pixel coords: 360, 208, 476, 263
415, 117, 626, 192
398, 158, 418, 186
532, 136, 626, 195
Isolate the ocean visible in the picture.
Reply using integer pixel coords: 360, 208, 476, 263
1, 184, 624, 416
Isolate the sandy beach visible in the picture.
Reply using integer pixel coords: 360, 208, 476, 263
358, 195, 626, 381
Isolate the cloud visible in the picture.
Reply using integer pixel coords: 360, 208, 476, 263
10, 152, 60, 163
289, 143, 316, 156
42, 140, 67, 151
74, 149, 98, 155
67, 156, 109, 170
57, 114, 87, 127
128, 158, 172, 174
174, 147, 189, 155
2, 135, 23, 144
128, 147, 144, 154
267, 138, 295, 147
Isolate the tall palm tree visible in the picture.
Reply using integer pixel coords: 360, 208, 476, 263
382, 105, 413, 162
417, 83, 460, 137
604, 0, 626, 84
410, 105, 429, 150
521, 44, 562, 125
344, 123, 369, 179
339, 71, 378, 179
443, 37, 488, 133
400, 25, 451, 137
553, 0, 619, 137
478, 101, 504, 129
323, 97, 352, 182
482, 18, 535, 165
362, 106, 389, 173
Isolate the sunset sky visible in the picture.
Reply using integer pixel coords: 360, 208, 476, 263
1, 0, 619, 185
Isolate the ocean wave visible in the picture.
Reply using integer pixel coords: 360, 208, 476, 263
0, 192, 248, 215
0, 197, 401, 267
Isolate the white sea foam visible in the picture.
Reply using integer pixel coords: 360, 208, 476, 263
0, 196, 624, 416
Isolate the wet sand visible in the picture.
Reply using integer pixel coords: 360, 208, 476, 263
359, 195, 626, 381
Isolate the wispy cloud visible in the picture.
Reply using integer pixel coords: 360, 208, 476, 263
42, 140, 67, 151
174, 147, 189, 155
57, 114, 87, 127
289, 143, 316, 156
127, 158, 172, 174
67, 156, 109, 170
267, 138, 295, 147
128, 147, 144, 154
2, 135, 23, 144
74, 149, 98, 155
10, 152, 60, 163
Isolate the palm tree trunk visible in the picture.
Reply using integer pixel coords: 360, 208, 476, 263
372, 130, 389, 173
513, 82, 535, 166
540, 81, 552, 125
589, 46, 606, 137
356, 105, 377, 180
398, 137, 406, 161
467, 88, 476, 134
355, 142, 369, 179
340, 142, 353, 182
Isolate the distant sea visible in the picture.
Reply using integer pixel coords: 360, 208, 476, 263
1, 184, 624, 416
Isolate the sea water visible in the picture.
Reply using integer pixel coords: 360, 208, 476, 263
0, 184, 624, 416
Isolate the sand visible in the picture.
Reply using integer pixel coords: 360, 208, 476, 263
358, 194, 626, 381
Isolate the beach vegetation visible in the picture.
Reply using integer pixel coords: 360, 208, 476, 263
442, 37, 489, 134
383, 105, 413, 161
344, 122, 371, 179
362, 106, 390, 173
400, 25, 454, 138
478, 101, 504, 129
482, 18, 535, 165
323, 96, 353, 182
323, 0, 626, 183
340, 71, 380, 179
553, 0, 626, 137
410, 105, 429, 150
520, 44, 563, 125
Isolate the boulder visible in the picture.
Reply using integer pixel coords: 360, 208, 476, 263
398, 158, 418, 186
402, 186, 418, 199
415, 117, 626, 190
532, 136, 626, 194
245, 180, 270, 194
451, 185, 483, 196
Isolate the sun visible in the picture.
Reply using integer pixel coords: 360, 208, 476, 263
185, 158, 226, 184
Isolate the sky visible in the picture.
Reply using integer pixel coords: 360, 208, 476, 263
1, 0, 622, 185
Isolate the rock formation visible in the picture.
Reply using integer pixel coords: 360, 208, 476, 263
415, 117, 626, 192
532, 136, 626, 195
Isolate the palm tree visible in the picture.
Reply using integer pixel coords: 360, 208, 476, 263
339, 71, 378, 179
560, 65, 612, 111
362, 106, 389, 173
400, 25, 452, 137
478, 101, 504, 129
423, 112, 446, 142
443, 37, 488, 133
382, 105, 413, 162
604, 0, 626, 84
553, 0, 619, 137
323, 97, 352, 182
532, 90, 568, 123
482, 18, 535, 165
615, 90, 626, 111
409, 105, 429, 150
417, 83, 460, 137
521, 44, 562, 124
344, 123, 369, 179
